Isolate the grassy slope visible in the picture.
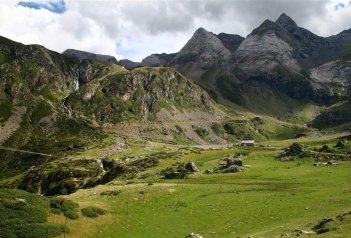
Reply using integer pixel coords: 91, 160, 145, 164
62, 140, 351, 238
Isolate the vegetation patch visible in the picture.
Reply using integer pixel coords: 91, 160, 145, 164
50, 197, 79, 220
192, 125, 209, 138
81, 206, 106, 218
0, 189, 66, 238
31, 101, 52, 123
0, 100, 12, 123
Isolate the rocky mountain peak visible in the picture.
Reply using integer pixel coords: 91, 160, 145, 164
276, 13, 298, 32
171, 27, 231, 65
251, 19, 282, 36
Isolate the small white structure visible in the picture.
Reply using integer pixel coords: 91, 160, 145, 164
240, 135, 255, 146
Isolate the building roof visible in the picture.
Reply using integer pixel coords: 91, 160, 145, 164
242, 134, 254, 141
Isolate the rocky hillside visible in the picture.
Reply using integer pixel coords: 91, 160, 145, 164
0, 35, 230, 180
65, 66, 214, 123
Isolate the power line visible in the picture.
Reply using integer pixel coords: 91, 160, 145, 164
0, 145, 60, 157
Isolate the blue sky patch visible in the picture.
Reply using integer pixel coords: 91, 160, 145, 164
17, 0, 66, 14
334, 2, 345, 10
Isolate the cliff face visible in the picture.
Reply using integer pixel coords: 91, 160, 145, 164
65, 67, 213, 123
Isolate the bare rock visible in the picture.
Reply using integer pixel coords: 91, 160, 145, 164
185, 233, 203, 238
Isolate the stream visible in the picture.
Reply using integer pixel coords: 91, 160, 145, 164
61, 66, 80, 116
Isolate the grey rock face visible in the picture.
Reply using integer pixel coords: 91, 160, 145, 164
216, 33, 244, 53
311, 60, 351, 96
63, 49, 118, 64
234, 20, 300, 76
171, 27, 231, 65
276, 13, 298, 32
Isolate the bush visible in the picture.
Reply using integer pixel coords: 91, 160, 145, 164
50, 197, 79, 212
81, 206, 106, 218
63, 210, 79, 220
100, 190, 121, 196
211, 123, 225, 135
224, 123, 235, 135
51, 208, 62, 215
192, 126, 209, 137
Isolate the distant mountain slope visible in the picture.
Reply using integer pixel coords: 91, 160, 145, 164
141, 53, 176, 67
63, 49, 118, 64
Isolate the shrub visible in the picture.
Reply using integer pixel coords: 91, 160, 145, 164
50, 197, 79, 212
175, 125, 183, 133
81, 206, 106, 218
100, 190, 121, 196
192, 126, 209, 137
63, 210, 79, 220
51, 208, 62, 215
224, 123, 235, 135
211, 123, 224, 135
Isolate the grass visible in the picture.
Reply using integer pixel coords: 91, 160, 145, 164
62, 141, 351, 238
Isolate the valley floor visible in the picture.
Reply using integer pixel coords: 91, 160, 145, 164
57, 136, 351, 238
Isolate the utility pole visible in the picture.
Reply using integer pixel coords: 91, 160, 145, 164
63, 216, 67, 238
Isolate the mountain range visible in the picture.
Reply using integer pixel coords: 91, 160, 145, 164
1, 13, 351, 194
64, 13, 351, 123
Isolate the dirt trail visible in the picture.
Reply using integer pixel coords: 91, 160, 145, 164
0, 106, 26, 144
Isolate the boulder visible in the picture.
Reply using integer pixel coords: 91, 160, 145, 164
226, 158, 243, 167
313, 162, 327, 167
327, 160, 337, 166
225, 165, 242, 173
278, 143, 305, 158
294, 229, 317, 236
319, 144, 332, 153
336, 139, 347, 148
185, 233, 203, 238
205, 169, 214, 174
185, 162, 201, 173
290, 143, 305, 154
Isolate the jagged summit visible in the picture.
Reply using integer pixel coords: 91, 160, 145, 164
276, 13, 298, 32
250, 19, 288, 37
171, 26, 231, 65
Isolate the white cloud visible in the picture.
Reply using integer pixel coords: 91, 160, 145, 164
0, 0, 350, 62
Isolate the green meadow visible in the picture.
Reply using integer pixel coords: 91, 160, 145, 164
58, 140, 351, 238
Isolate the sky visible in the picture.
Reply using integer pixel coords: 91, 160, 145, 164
0, 0, 350, 62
